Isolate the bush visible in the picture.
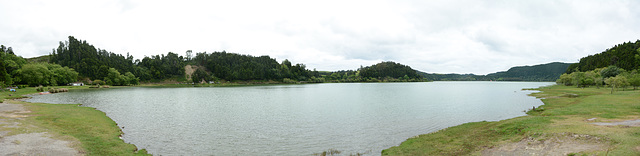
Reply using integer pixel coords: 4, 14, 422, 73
36, 86, 44, 92
93, 80, 103, 85
48, 88, 57, 93
282, 78, 297, 84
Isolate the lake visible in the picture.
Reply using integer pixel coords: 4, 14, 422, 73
26, 81, 553, 155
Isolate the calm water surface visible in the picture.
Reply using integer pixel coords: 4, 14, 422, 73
27, 81, 552, 155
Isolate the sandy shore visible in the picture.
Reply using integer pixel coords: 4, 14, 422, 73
0, 101, 83, 156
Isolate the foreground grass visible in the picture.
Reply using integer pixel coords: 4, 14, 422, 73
1, 86, 148, 155
18, 100, 149, 155
382, 85, 640, 155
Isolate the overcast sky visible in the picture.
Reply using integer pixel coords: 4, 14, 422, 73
1, 0, 639, 74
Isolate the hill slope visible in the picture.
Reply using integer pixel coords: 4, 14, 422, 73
419, 62, 571, 81
567, 40, 640, 73
486, 62, 572, 81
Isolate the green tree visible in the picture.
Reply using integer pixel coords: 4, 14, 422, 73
556, 73, 573, 86
191, 68, 210, 83
48, 64, 79, 86
124, 72, 139, 85
19, 64, 52, 86
104, 68, 123, 86
570, 72, 586, 87
600, 66, 624, 78
605, 75, 629, 94
628, 71, 640, 90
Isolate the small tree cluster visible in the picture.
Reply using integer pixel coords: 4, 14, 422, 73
18, 63, 78, 86
103, 68, 139, 86
557, 65, 640, 93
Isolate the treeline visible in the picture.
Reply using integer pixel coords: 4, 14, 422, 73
419, 72, 482, 81
1, 45, 80, 87
359, 61, 421, 80
49, 36, 317, 84
567, 40, 640, 73
7, 36, 428, 86
418, 62, 571, 81
311, 62, 425, 83
556, 66, 640, 93
50, 36, 136, 80
50, 36, 179, 84
0, 45, 24, 85
48, 36, 425, 84
485, 62, 571, 81
191, 52, 315, 81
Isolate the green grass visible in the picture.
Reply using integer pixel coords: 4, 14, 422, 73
383, 85, 640, 155
18, 101, 149, 155
2, 85, 149, 155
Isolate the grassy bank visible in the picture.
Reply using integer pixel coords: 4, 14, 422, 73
1, 86, 149, 155
382, 85, 640, 155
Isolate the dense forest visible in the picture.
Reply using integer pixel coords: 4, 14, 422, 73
419, 62, 571, 81
556, 40, 640, 93
359, 62, 421, 80
566, 40, 640, 73
48, 36, 317, 84
191, 52, 316, 81
1, 45, 80, 87
485, 62, 572, 81
3, 36, 426, 87
312, 62, 424, 82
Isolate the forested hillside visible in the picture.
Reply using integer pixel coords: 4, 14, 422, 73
485, 62, 571, 81
418, 62, 571, 81
190, 51, 316, 81
418, 72, 483, 81
48, 36, 317, 83
6, 36, 428, 86
359, 61, 421, 80
567, 40, 640, 73
50, 36, 138, 80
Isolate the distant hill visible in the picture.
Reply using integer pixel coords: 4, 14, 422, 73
485, 62, 572, 81
418, 72, 483, 81
419, 62, 572, 82
567, 40, 640, 73
359, 61, 421, 79
26, 55, 50, 63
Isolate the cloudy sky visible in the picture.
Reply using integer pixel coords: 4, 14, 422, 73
1, 0, 639, 74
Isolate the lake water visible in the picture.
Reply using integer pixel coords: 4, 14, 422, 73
26, 81, 552, 155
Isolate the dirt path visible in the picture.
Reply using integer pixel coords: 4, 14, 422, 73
592, 119, 640, 127
0, 101, 83, 156
482, 133, 609, 156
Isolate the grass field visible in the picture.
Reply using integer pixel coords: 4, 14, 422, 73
1, 86, 149, 155
382, 85, 640, 155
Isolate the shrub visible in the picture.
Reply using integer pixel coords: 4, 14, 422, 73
283, 78, 297, 84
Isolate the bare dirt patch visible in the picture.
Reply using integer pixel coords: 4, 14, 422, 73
0, 101, 83, 156
0, 132, 81, 156
482, 133, 609, 156
184, 65, 198, 80
592, 119, 640, 127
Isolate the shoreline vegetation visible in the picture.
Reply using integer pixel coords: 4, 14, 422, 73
382, 84, 640, 155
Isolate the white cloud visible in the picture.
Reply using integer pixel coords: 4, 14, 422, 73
1, 0, 639, 74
